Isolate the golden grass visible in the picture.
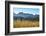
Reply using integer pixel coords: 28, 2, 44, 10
13, 20, 39, 28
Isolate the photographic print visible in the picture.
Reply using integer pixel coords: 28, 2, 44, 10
13, 8, 39, 28
10, 4, 43, 32
5, 1, 45, 35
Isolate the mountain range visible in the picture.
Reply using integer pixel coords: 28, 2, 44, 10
13, 12, 39, 20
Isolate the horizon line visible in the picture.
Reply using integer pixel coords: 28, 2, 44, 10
14, 12, 39, 15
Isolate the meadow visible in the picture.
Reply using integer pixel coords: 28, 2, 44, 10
13, 20, 39, 28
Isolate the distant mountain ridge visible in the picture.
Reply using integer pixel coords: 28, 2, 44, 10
13, 12, 39, 20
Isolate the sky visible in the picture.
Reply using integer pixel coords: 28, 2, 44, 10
13, 8, 39, 15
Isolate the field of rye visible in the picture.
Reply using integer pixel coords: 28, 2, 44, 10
13, 20, 39, 28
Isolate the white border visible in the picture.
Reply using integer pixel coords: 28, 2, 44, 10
10, 4, 43, 32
